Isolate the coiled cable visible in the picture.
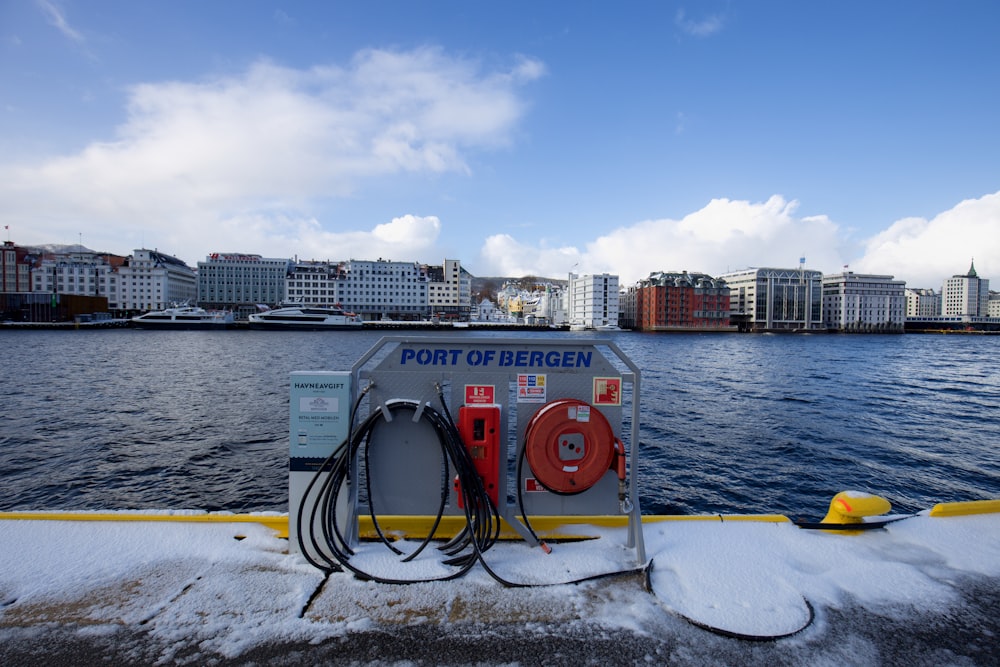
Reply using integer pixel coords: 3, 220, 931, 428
296, 385, 502, 583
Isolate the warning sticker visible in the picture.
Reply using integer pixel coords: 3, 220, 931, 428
465, 384, 495, 404
524, 478, 548, 493
593, 377, 622, 406
516, 373, 547, 403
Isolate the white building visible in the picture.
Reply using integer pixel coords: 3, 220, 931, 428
339, 259, 429, 320
719, 267, 823, 331
905, 288, 940, 318
427, 259, 471, 320
472, 298, 507, 322
277, 257, 472, 321
118, 249, 196, 312
533, 284, 568, 325
989, 292, 1000, 318
285, 258, 423, 319
284, 260, 344, 307
197, 253, 290, 314
942, 261, 989, 317
822, 272, 906, 333
32, 251, 122, 307
567, 273, 619, 329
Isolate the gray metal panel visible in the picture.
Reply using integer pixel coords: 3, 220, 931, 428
349, 336, 645, 561
364, 404, 451, 515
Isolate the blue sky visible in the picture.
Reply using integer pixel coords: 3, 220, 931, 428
2, 1, 999, 288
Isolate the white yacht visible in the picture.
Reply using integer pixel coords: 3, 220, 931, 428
131, 306, 235, 330
247, 304, 363, 330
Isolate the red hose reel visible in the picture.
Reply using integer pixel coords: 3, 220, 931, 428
524, 398, 622, 494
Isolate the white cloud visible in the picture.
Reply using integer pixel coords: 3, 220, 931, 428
477, 192, 999, 288
37, 0, 84, 44
478, 195, 846, 284
675, 9, 725, 38
371, 214, 441, 246
511, 55, 548, 82
850, 191, 1000, 288
478, 234, 582, 278
126, 211, 443, 266
0, 49, 542, 263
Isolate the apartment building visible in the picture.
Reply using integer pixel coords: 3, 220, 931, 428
821, 272, 906, 333
631, 270, 732, 331
567, 273, 619, 329
426, 259, 471, 320
905, 288, 940, 318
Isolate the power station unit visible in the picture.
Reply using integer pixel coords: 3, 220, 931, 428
290, 337, 645, 577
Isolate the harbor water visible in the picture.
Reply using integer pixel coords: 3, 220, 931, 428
2, 329, 998, 520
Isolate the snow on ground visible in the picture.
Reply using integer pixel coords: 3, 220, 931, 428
1, 510, 999, 665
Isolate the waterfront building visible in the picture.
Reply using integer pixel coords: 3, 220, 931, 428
619, 284, 637, 330
989, 291, 1000, 318
1, 241, 53, 321
427, 259, 471, 320
522, 293, 543, 321
285, 258, 429, 320
532, 284, 567, 325
31, 251, 127, 310
492, 281, 565, 325
505, 292, 525, 319
631, 270, 733, 332
284, 260, 343, 307
567, 273, 619, 329
118, 249, 197, 312
1, 241, 32, 293
337, 258, 429, 320
494, 282, 521, 316
905, 288, 940, 318
822, 272, 906, 333
942, 260, 989, 317
472, 298, 507, 322
719, 267, 823, 332
197, 253, 291, 317
906, 263, 997, 331
281, 257, 471, 321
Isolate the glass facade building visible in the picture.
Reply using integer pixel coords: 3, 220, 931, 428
720, 267, 823, 332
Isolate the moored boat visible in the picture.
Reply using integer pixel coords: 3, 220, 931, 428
131, 306, 235, 330
247, 304, 363, 330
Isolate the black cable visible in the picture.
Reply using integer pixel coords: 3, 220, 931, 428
300, 386, 644, 589
515, 441, 547, 550
301, 390, 502, 584
643, 561, 816, 641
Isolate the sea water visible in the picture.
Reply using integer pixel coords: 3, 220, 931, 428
2, 329, 998, 519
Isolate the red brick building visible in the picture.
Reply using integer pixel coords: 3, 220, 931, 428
632, 271, 733, 331
1, 240, 32, 293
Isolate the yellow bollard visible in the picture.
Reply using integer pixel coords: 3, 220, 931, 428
820, 490, 891, 531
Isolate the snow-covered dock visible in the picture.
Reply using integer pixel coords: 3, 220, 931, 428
2, 505, 999, 665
